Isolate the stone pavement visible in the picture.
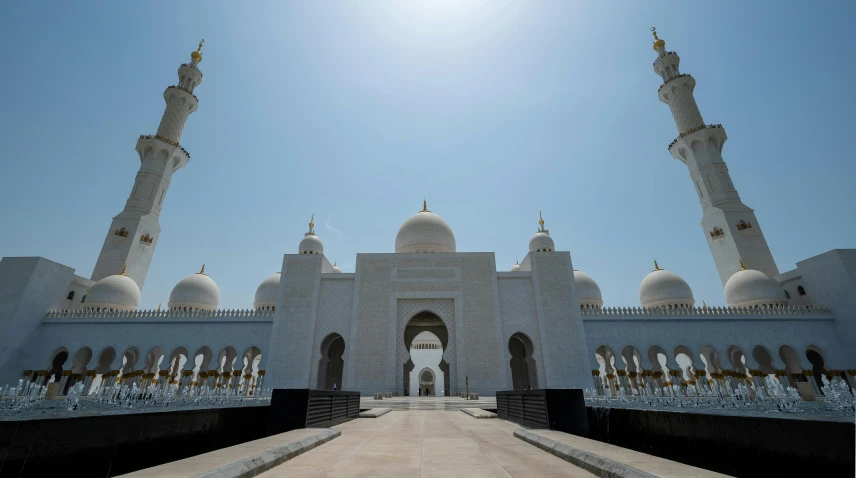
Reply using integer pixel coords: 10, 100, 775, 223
359, 395, 497, 411
121, 428, 335, 478
258, 410, 595, 477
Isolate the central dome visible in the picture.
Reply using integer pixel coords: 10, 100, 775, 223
395, 202, 456, 253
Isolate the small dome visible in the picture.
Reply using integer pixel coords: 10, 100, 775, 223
299, 234, 324, 255
253, 272, 280, 309
331, 262, 343, 273
86, 267, 140, 311
298, 214, 324, 254
395, 201, 456, 253
529, 232, 554, 252
169, 265, 219, 311
639, 261, 694, 308
510, 260, 521, 272
528, 211, 554, 252
574, 270, 603, 308
724, 262, 787, 308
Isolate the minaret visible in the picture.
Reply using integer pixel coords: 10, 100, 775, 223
91, 41, 205, 291
652, 28, 778, 285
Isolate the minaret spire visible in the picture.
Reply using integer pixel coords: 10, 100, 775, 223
91, 42, 205, 291
652, 30, 778, 285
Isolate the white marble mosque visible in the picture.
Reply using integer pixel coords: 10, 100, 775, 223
1, 33, 854, 402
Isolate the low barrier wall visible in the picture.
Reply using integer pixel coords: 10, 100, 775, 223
496, 389, 588, 436
267, 389, 360, 436
0, 404, 269, 477
587, 406, 855, 477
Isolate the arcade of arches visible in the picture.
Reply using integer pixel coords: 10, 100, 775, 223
592, 343, 854, 398
28, 345, 266, 397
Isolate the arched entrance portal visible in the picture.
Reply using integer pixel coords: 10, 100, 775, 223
402, 311, 450, 396
509, 333, 538, 390
419, 368, 435, 396
318, 333, 345, 390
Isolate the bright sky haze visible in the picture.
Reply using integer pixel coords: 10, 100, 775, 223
1, 1, 854, 309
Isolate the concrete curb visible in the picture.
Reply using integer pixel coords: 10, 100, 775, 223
196, 428, 341, 478
359, 408, 392, 418
461, 408, 497, 418
513, 429, 658, 478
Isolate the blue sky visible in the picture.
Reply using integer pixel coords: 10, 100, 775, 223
1, 1, 854, 309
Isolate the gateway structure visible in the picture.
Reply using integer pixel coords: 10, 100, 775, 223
0, 34, 854, 399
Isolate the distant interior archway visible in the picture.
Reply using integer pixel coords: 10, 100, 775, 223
318, 333, 345, 390
509, 333, 538, 390
403, 311, 449, 396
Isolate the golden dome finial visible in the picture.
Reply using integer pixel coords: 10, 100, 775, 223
191, 39, 204, 62
120, 264, 127, 276
739, 258, 746, 270
198, 263, 206, 275
515, 259, 519, 265
421, 199, 429, 212
308, 214, 315, 234
653, 259, 661, 271
156, 303, 162, 311
651, 27, 665, 51
702, 300, 708, 309
333, 261, 337, 266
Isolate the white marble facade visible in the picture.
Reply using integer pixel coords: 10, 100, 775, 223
0, 38, 854, 397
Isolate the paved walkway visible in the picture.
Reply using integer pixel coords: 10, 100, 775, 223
359, 395, 497, 411
258, 411, 595, 477
121, 428, 329, 477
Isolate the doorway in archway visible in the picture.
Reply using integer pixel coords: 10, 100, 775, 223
419, 368, 435, 396
509, 332, 538, 390
318, 333, 345, 390
403, 312, 449, 396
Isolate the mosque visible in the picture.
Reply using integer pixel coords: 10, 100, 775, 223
0, 33, 853, 400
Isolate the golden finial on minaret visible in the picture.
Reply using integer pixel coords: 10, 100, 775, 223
120, 264, 127, 276
651, 27, 665, 51
739, 259, 746, 270
191, 39, 204, 62
653, 259, 661, 271
421, 199, 429, 212
308, 214, 315, 235
198, 263, 206, 275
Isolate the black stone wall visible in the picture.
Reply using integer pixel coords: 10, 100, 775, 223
0, 405, 269, 477
587, 406, 855, 477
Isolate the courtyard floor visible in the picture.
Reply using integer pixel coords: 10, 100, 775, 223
258, 410, 596, 477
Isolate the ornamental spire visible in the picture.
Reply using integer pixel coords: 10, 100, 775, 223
421, 199, 430, 212
308, 214, 315, 235
739, 258, 746, 270
653, 259, 661, 271
537, 211, 548, 233
198, 263, 206, 275
651, 27, 665, 51
120, 264, 127, 276
191, 39, 204, 63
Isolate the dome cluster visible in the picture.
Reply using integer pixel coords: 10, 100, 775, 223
83, 207, 789, 314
